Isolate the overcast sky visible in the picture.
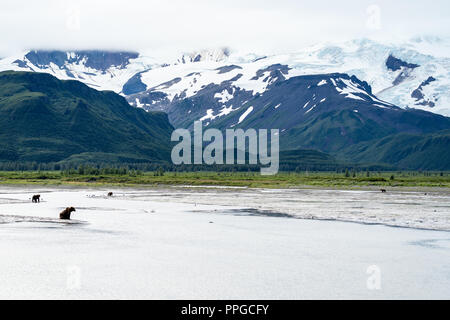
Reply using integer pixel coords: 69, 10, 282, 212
0, 0, 449, 56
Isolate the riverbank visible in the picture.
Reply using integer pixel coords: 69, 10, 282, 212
0, 171, 449, 190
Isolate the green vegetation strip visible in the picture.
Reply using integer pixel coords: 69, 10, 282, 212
0, 170, 449, 189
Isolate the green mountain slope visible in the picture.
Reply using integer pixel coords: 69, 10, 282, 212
0, 71, 173, 164
279, 149, 344, 171
340, 130, 450, 170
274, 107, 450, 154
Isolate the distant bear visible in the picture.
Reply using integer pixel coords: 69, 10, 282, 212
380, 189, 387, 193
60, 207, 76, 220
32, 195, 41, 203
107, 192, 113, 197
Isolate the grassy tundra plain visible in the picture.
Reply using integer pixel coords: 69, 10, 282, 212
0, 170, 449, 189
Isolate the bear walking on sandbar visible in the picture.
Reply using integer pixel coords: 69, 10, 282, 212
60, 207, 76, 220
32, 195, 41, 203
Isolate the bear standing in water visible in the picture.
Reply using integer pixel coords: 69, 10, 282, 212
32, 195, 41, 203
60, 207, 76, 220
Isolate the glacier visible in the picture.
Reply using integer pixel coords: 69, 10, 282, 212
1, 37, 450, 117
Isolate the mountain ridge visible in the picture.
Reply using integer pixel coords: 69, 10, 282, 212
0, 71, 173, 164
1, 39, 450, 170
1, 38, 450, 116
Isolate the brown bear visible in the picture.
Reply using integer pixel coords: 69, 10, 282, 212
380, 189, 387, 193
60, 207, 76, 220
107, 192, 113, 197
32, 195, 41, 203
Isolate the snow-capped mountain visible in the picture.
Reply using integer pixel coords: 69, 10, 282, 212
128, 67, 394, 128
1, 37, 449, 122
0, 50, 159, 93
130, 68, 450, 155
175, 47, 231, 64
2, 41, 450, 168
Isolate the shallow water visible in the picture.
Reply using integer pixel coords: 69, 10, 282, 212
148, 187, 450, 231
0, 186, 449, 299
